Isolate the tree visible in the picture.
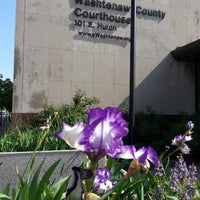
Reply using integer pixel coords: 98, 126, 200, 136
0, 74, 13, 123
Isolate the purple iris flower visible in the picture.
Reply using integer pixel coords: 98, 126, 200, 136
171, 134, 192, 154
93, 168, 115, 194
172, 135, 192, 145
171, 121, 194, 154
95, 167, 112, 181
55, 107, 128, 160
117, 145, 158, 166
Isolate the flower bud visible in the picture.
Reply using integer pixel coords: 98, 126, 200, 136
139, 163, 149, 174
125, 159, 140, 179
86, 192, 101, 200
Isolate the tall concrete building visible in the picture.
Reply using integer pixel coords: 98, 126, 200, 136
13, 0, 200, 126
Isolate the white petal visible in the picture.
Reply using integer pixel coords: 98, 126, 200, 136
56, 122, 85, 151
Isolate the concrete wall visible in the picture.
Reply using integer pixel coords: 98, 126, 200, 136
134, 0, 200, 114
13, 0, 130, 115
13, 0, 200, 119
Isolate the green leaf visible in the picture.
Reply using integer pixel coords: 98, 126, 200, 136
16, 183, 29, 200
53, 176, 70, 200
34, 159, 61, 199
28, 158, 45, 200
101, 178, 127, 200
43, 184, 53, 200
106, 157, 115, 171
0, 193, 11, 200
140, 183, 144, 200
1, 184, 10, 196
166, 195, 179, 200
21, 151, 37, 179
111, 159, 127, 177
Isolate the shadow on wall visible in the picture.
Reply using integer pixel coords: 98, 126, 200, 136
118, 53, 195, 115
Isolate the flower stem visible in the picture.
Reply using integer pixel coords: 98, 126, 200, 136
85, 159, 98, 191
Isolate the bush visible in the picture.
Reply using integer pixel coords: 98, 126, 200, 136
2, 91, 200, 160
124, 107, 200, 160
0, 90, 100, 152
0, 128, 68, 152
31, 89, 100, 131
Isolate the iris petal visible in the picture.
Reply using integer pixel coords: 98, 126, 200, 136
180, 144, 190, 154
116, 145, 136, 159
146, 146, 158, 166
54, 122, 86, 151
87, 107, 105, 125
185, 135, 192, 142
80, 107, 128, 158
135, 147, 147, 163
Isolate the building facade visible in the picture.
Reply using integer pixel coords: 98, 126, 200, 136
13, 0, 200, 126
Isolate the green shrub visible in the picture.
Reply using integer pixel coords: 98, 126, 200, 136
124, 107, 200, 160
0, 128, 36, 152
0, 128, 67, 152
0, 90, 100, 152
31, 89, 100, 131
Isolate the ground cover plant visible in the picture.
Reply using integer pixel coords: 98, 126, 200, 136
0, 106, 199, 200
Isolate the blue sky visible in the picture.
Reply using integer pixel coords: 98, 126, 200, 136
0, 0, 16, 81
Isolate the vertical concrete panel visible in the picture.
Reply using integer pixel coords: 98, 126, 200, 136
49, 0, 70, 17
136, 28, 154, 58
48, 49, 73, 82
49, 16, 71, 49
15, 11, 25, 46
167, 62, 189, 113
26, 0, 50, 15
25, 13, 50, 47
13, 45, 24, 113
72, 51, 94, 83
13, 0, 25, 113
94, 54, 114, 84
152, 30, 170, 59
13, 0, 200, 118
22, 46, 49, 112
16, 0, 25, 12
47, 81, 72, 105
93, 84, 114, 107
114, 55, 129, 85
114, 84, 129, 109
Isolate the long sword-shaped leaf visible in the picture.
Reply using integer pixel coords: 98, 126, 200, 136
28, 158, 45, 200
0, 193, 11, 200
54, 176, 70, 200
34, 159, 61, 199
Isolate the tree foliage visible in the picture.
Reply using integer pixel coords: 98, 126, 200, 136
0, 74, 13, 112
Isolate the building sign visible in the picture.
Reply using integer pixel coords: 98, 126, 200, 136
72, 0, 131, 43
71, 0, 166, 43
136, 6, 166, 20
